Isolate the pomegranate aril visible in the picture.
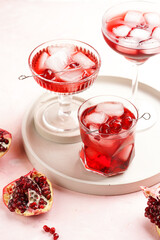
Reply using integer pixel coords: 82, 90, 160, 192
42, 69, 55, 80
4, 139, 9, 144
99, 122, 110, 135
39, 204, 45, 209
46, 194, 51, 200
50, 227, 56, 234
69, 62, 79, 68
34, 177, 39, 183
53, 233, 59, 240
122, 116, 133, 129
43, 225, 50, 232
29, 202, 38, 210
109, 119, 122, 133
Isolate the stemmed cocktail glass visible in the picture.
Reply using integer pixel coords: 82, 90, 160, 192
28, 39, 101, 143
102, 1, 160, 130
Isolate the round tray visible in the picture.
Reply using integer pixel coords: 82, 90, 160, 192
22, 75, 160, 195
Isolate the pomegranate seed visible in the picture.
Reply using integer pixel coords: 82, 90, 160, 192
99, 122, 110, 135
34, 177, 39, 183
43, 225, 50, 232
39, 204, 44, 209
69, 62, 79, 68
46, 194, 51, 200
4, 139, 9, 144
50, 227, 56, 234
53, 233, 59, 240
109, 119, 122, 133
39, 176, 47, 181
122, 116, 133, 130
42, 69, 55, 80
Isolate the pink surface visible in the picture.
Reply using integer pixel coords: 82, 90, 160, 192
0, 0, 160, 239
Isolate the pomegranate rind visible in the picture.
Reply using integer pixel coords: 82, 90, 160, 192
156, 226, 160, 236
0, 129, 12, 158
3, 169, 53, 216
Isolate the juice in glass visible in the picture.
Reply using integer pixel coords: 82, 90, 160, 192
102, 8, 160, 63
29, 40, 100, 93
78, 96, 138, 176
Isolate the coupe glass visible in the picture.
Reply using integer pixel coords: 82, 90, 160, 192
102, 1, 160, 130
28, 39, 101, 142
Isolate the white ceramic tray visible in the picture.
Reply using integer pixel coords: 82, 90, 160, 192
22, 76, 160, 195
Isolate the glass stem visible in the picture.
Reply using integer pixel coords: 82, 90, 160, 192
58, 95, 72, 118
131, 63, 139, 100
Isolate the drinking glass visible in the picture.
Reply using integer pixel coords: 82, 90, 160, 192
78, 95, 138, 177
102, 1, 160, 130
28, 39, 101, 142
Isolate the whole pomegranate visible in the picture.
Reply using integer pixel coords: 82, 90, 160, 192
0, 129, 12, 158
3, 169, 53, 216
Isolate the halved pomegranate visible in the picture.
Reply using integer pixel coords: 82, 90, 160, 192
141, 185, 160, 236
0, 128, 12, 158
3, 169, 53, 216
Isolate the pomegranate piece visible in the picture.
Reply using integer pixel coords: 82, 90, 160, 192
3, 169, 53, 216
141, 185, 160, 233
0, 129, 12, 158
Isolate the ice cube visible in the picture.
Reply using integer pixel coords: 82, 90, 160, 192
88, 124, 99, 132
47, 45, 75, 56
152, 27, 160, 40
47, 46, 62, 55
117, 144, 133, 162
113, 25, 131, 37
57, 68, 85, 82
97, 138, 120, 157
44, 48, 71, 72
144, 12, 160, 26
118, 36, 139, 48
129, 28, 151, 41
85, 147, 99, 160
85, 112, 107, 125
124, 11, 144, 24
72, 52, 95, 69
140, 38, 160, 49
96, 102, 124, 117
37, 52, 49, 71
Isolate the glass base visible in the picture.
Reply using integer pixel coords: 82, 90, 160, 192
34, 93, 84, 143
43, 101, 79, 132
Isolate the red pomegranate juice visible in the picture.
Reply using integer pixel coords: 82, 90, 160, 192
102, 10, 160, 62
79, 100, 137, 176
30, 44, 98, 93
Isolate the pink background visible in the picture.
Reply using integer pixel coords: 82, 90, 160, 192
0, 0, 160, 239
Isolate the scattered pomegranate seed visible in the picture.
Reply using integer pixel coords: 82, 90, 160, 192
53, 233, 59, 240
43, 225, 50, 232
50, 227, 56, 234
43, 225, 59, 239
